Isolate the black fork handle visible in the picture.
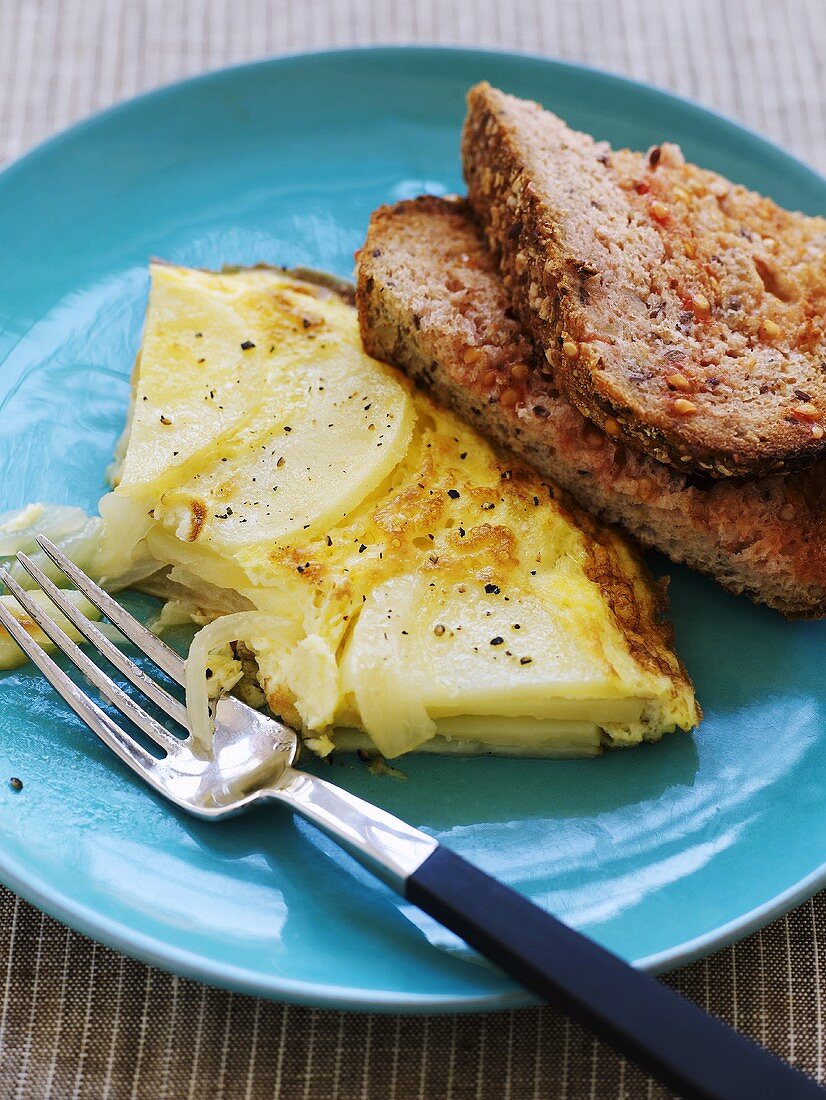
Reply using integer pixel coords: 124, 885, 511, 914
407, 847, 824, 1100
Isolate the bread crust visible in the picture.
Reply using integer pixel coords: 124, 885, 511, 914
356, 195, 826, 619
461, 82, 826, 479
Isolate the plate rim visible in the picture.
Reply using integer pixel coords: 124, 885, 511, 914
1, 825, 824, 1013
0, 43, 824, 1012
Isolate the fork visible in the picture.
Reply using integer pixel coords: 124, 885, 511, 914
0, 537, 822, 1100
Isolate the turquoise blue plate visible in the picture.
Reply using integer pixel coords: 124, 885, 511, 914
0, 47, 823, 1011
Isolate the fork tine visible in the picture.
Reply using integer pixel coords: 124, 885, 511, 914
34, 535, 186, 685
0, 569, 182, 755
0, 596, 166, 783
15, 552, 189, 730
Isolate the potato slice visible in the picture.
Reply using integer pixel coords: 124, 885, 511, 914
339, 572, 652, 758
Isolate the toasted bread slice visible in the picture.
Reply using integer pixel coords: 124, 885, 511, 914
356, 196, 826, 619
461, 82, 826, 479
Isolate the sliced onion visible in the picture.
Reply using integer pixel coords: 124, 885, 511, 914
0, 504, 104, 591
185, 612, 290, 749
0, 503, 90, 554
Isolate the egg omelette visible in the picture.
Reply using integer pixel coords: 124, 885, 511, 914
94, 262, 698, 758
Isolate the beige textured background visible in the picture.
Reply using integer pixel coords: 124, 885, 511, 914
2, 0, 826, 174
0, 1, 824, 1097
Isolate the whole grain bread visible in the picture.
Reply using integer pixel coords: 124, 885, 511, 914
461, 82, 826, 480
356, 195, 826, 619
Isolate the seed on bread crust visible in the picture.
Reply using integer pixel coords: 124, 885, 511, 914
666, 372, 691, 391
649, 200, 669, 222
792, 404, 820, 421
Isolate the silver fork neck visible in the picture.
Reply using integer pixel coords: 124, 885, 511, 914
266, 766, 439, 892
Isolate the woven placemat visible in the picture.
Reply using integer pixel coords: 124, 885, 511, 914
0, 1, 824, 1097
0, 889, 823, 1099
